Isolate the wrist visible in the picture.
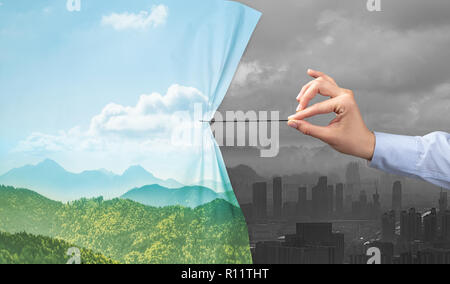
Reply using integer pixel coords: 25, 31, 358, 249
364, 131, 376, 161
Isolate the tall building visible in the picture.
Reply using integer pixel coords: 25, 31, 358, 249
360, 190, 368, 215
381, 210, 396, 242
372, 189, 381, 220
312, 176, 328, 220
424, 208, 437, 243
345, 194, 352, 212
346, 162, 361, 198
400, 210, 408, 241
439, 190, 448, 213
327, 185, 334, 216
441, 210, 450, 242
392, 181, 402, 212
335, 183, 344, 217
297, 187, 307, 217
400, 208, 422, 242
253, 182, 267, 220
273, 177, 282, 219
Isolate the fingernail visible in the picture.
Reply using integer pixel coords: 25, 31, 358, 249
287, 121, 298, 129
296, 104, 302, 112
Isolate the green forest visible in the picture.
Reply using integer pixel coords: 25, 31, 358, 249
0, 231, 117, 264
0, 185, 252, 264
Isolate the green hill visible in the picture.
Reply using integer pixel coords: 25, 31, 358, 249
121, 184, 239, 208
0, 185, 251, 264
0, 231, 117, 264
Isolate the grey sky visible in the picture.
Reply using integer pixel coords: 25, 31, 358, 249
219, 0, 450, 179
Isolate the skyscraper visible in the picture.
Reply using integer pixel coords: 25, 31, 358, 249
327, 185, 334, 216
253, 182, 267, 220
372, 189, 381, 220
346, 162, 361, 198
335, 183, 344, 217
312, 176, 328, 220
381, 210, 396, 242
359, 190, 368, 219
441, 210, 450, 242
400, 210, 409, 241
424, 208, 437, 243
392, 181, 402, 212
297, 187, 307, 217
439, 190, 448, 213
401, 208, 422, 242
273, 177, 282, 219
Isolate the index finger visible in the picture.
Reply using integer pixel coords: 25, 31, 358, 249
308, 69, 337, 84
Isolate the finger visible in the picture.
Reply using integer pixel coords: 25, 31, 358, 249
296, 80, 314, 102
298, 82, 318, 111
287, 120, 332, 142
308, 69, 336, 84
299, 77, 343, 110
289, 98, 337, 121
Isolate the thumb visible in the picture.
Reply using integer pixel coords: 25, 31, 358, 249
288, 120, 332, 142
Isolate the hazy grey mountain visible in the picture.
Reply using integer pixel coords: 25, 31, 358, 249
226, 164, 266, 204
0, 159, 184, 201
121, 184, 238, 208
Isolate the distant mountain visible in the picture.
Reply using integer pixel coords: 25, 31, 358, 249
226, 164, 266, 204
121, 184, 238, 208
193, 179, 232, 193
0, 159, 184, 201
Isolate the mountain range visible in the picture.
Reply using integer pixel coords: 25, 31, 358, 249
0, 159, 184, 201
121, 184, 238, 208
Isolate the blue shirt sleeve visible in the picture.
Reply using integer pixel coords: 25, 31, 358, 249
369, 132, 450, 189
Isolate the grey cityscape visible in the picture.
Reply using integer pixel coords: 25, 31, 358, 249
226, 162, 450, 264
221, 0, 450, 264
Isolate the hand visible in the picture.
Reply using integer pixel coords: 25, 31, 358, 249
288, 69, 375, 160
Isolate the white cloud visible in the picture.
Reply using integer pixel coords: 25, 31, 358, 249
101, 5, 168, 31
15, 84, 208, 154
89, 84, 207, 136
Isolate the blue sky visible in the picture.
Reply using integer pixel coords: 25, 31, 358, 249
0, 0, 260, 185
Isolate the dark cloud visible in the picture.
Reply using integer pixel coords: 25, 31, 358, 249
221, 0, 450, 138
218, 0, 450, 176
